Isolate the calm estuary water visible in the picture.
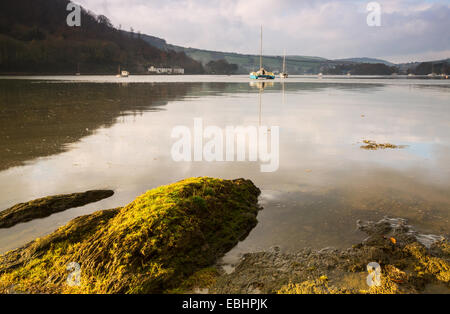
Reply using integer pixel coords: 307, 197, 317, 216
0, 76, 449, 265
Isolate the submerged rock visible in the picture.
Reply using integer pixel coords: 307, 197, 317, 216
212, 217, 449, 294
0, 177, 261, 294
0, 190, 114, 229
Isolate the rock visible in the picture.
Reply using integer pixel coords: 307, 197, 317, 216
269, 246, 281, 254
212, 217, 449, 294
0, 190, 114, 228
357, 216, 445, 248
0, 177, 261, 294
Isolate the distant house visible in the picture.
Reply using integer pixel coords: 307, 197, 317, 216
148, 66, 184, 75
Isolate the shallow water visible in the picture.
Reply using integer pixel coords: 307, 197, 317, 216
0, 76, 449, 261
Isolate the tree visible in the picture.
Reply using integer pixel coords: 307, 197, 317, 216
205, 59, 238, 74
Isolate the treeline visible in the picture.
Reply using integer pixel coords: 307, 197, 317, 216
412, 61, 449, 75
205, 59, 238, 74
0, 0, 204, 74
324, 63, 398, 75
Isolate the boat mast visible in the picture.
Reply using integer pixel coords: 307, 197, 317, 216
260, 25, 262, 70
283, 50, 286, 73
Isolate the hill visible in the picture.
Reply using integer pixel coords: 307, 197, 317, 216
0, 0, 204, 74
166, 45, 327, 74
140, 37, 396, 75
137, 35, 329, 74
333, 57, 394, 66
323, 63, 398, 75
395, 59, 449, 75
412, 59, 450, 75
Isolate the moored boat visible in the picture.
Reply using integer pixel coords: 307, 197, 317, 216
280, 50, 288, 79
116, 65, 129, 78
250, 69, 275, 80
250, 26, 275, 80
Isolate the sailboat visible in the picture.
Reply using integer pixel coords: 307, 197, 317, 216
250, 26, 275, 80
280, 50, 288, 79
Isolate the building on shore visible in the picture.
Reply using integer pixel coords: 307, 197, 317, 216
148, 66, 185, 75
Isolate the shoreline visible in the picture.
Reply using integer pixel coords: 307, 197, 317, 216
0, 180, 448, 294
210, 217, 449, 294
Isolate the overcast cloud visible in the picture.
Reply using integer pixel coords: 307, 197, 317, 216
75, 0, 450, 63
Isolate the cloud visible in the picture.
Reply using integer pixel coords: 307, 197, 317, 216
74, 0, 450, 63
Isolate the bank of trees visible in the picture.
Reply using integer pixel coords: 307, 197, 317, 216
205, 59, 238, 74
324, 63, 398, 75
413, 61, 449, 75
0, 0, 204, 74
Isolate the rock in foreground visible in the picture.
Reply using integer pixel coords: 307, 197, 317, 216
0, 177, 261, 294
212, 217, 449, 294
0, 190, 114, 229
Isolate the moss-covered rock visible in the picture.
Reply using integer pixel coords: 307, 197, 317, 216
0, 190, 114, 229
0, 177, 261, 294
167, 267, 222, 294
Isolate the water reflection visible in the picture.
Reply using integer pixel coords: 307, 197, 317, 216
0, 79, 449, 258
0, 81, 201, 171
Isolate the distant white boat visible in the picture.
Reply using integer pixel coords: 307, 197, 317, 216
318, 73, 323, 78
116, 66, 129, 78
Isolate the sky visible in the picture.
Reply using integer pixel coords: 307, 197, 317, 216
75, 0, 450, 63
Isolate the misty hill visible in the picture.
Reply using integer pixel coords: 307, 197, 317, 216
412, 59, 450, 75
167, 46, 328, 74
139, 34, 398, 74
323, 63, 398, 75
334, 57, 395, 66
0, 0, 204, 74
137, 35, 329, 74
396, 58, 450, 75
333, 57, 394, 66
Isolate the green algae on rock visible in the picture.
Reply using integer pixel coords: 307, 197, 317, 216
0, 190, 115, 229
0, 177, 261, 294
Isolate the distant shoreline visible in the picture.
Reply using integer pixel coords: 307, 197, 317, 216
0, 74, 447, 80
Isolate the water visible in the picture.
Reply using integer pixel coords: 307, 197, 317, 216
0, 76, 449, 263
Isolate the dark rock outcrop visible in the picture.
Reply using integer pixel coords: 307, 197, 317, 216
0, 190, 114, 228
